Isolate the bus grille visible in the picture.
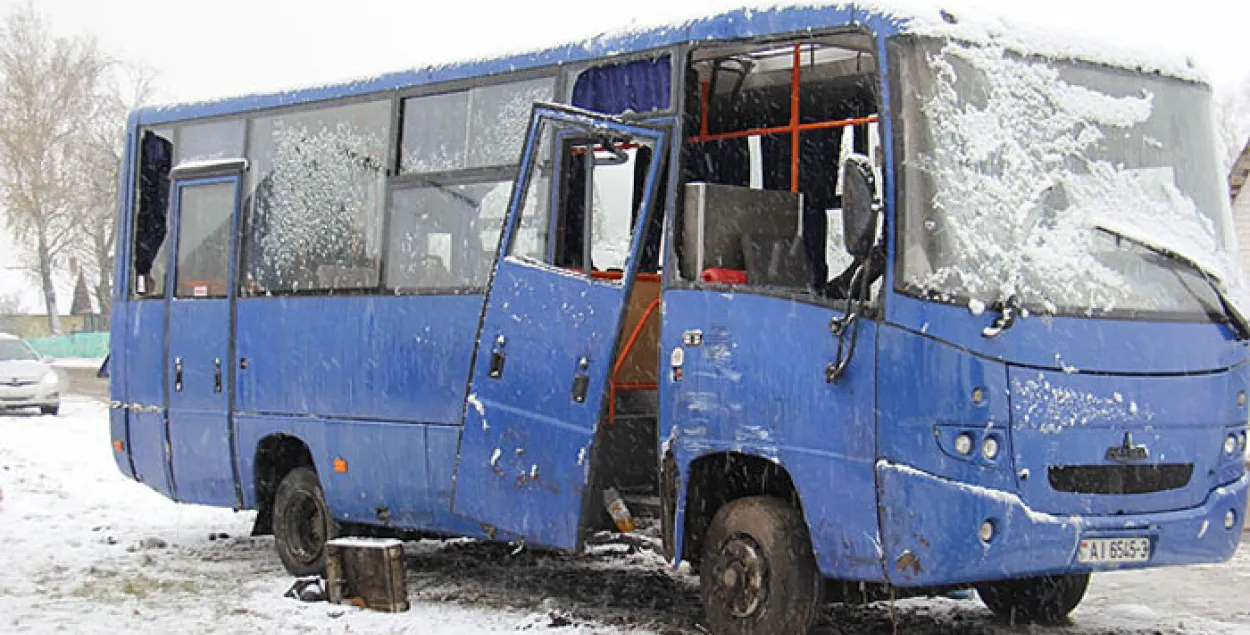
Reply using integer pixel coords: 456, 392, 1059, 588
1047, 464, 1193, 495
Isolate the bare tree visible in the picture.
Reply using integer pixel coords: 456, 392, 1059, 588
71, 65, 155, 327
0, 5, 110, 334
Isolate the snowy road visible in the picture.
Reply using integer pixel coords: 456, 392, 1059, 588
2, 397, 1249, 634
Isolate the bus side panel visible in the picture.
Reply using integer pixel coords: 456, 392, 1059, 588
233, 295, 479, 424
108, 299, 135, 481
660, 290, 883, 582
108, 125, 139, 481
234, 418, 495, 538
125, 299, 173, 497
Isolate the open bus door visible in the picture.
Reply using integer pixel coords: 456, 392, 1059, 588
452, 104, 671, 551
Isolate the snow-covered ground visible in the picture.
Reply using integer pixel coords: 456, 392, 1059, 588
2, 396, 1249, 634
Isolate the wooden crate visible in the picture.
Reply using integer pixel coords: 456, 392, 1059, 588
325, 537, 409, 612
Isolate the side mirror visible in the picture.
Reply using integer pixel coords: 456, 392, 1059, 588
841, 155, 880, 261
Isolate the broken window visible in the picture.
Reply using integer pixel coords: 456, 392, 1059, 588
679, 33, 882, 298
132, 129, 173, 298
243, 100, 390, 294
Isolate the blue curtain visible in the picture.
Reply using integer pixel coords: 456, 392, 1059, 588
571, 55, 671, 115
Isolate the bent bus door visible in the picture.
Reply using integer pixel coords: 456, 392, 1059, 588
164, 160, 246, 507
453, 105, 671, 550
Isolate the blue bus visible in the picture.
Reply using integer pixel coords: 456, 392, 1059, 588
107, 3, 1248, 632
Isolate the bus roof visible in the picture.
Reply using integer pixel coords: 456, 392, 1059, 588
134, 1, 1205, 126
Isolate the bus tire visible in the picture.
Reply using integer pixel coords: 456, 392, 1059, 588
976, 573, 1090, 625
700, 496, 822, 635
272, 467, 338, 576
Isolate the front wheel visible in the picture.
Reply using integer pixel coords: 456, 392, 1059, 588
700, 496, 822, 635
272, 467, 338, 576
976, 573, 1090, 625
40, 404, 59, 416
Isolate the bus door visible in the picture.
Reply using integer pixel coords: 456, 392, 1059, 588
453, 104, 671, 550
164, 160, 246, 507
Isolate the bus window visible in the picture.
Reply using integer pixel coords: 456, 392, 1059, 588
590, 145, 651, 272
680, 34, 881, 297
542, 134, 658, 278
173, 182, 235, 298
384, 180, 513, 291
400, 77, 555, 174
175, 119, 244, 164
132, 129, 173, 298
243, 100, 389, 294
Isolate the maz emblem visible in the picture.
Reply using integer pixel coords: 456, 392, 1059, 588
1105, 432, 1149, 463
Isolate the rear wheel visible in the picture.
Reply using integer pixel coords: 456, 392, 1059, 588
976, 573, 1090, 625
700, 496, 822, 635
272, 467, 337, 576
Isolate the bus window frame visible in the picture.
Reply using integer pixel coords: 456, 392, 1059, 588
662, 30, 889, 317
237, 94, 393, 298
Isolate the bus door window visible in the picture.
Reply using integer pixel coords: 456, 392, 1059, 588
680, 34, 882, 299
173, 182, 236, 299
133, 130, 173, 298
545, 135, 659, 278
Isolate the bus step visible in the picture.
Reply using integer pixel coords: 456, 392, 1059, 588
622, 493, 661, 518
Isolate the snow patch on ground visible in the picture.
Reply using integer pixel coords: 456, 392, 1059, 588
3, 396, 1250, 634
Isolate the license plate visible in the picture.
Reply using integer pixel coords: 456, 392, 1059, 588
1078, 537, 1151, 564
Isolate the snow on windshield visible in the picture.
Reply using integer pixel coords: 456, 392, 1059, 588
896, 38, 1241, 318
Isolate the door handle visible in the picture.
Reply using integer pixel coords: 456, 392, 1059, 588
174, 357, 183, 392
571, 357, 590, 403
487, 335, 506, 379
213, 358, 222, 393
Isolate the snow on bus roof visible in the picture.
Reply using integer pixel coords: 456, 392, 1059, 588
136, 1, 1204, 125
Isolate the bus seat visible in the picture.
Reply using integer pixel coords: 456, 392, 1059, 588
741, 233, 812, 290
700, 268, 748, 285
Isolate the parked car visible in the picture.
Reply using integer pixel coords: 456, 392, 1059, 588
0, 333, 60, 415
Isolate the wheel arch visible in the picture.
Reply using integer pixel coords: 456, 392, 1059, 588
250, 433, 317, 536
677, 451, 808, 567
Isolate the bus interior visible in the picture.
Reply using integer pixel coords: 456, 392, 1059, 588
595, 32, 882, 519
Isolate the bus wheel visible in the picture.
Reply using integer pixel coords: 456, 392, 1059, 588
700, 497, 822, 635
976, 573, 1090, 625
272, 467, 338, 576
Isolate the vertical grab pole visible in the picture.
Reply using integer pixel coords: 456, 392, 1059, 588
790, 43, 802, 193
700, 80, 711, 141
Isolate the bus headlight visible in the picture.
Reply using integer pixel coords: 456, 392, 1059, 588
1225, 434, 1238, 456
39, 370, 58, 388
1226, 510, 1237, 530
954, 433, 974, 456
981, 437, 1000, 461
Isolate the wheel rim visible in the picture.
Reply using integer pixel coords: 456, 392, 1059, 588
715, 533, 770, 619
283, 493, 325, 565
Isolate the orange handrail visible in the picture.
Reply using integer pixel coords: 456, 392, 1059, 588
687, 115, 880, 144
589, 270, 663, 283
607, 297, 662, 425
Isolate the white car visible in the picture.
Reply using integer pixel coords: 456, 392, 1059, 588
0, 333, 61, 415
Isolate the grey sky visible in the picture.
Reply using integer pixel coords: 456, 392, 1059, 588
8, 0, 1250, 104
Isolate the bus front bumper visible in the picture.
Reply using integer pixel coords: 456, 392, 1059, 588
875, 461, 1248, 587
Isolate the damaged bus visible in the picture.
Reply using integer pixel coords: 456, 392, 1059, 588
107, 3, 1248, 632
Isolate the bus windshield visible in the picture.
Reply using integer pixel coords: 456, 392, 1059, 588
892, 35, 1238, 321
